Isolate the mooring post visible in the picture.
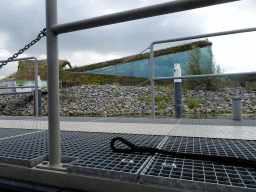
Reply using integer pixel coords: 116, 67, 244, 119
174, 63, 182, 118
232, 97, 242, 121
46, 0, 61, 166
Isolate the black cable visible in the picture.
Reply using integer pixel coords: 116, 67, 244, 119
110, 137, 256, 169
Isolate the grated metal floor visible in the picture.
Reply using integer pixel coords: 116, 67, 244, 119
0, 117, 255, 191
141, 136, 256, 191
65, 132, 165, 181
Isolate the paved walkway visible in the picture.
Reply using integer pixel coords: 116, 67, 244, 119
0, 116, 255, 140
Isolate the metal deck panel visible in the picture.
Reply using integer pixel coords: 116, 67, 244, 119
65, 132, 165, 182
0, 117, 256, 191
140, 136, 256, 191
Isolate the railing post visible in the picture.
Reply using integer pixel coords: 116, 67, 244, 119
46, 0, 61, 167
150, 43, 155, 119
34, 59, 38, 118
38, 88, 42, 117
174, 63, 182, 118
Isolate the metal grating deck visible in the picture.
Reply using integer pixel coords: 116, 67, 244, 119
141, 136, 256, 192
0, 128, 39, 139
0, 130, 48, 167
66, 132, 165, 182
0, 117, 256, 191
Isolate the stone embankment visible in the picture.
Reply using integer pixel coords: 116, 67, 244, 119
0, 85, 255, 116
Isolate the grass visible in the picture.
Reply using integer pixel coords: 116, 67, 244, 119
186, 96, 205, 109
223, 93, 227, 101
245, 81, 256, 91
137, 91, 173, 108
0, 103, 7, 109
66, 40, 211, 73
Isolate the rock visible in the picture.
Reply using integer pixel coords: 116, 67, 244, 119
0, 85, 255, 117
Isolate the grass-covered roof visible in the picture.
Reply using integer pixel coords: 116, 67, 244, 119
67, 39, 211, 72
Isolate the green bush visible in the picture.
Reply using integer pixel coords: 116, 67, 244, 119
245, 81, 256, 91
0, 103, 7, 109
186, 96, 201, 109
223, 93, 227, 101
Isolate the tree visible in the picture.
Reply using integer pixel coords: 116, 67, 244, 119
183, 44, 224, 91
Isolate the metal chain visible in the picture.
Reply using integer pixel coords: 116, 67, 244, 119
0, 28, 47, 69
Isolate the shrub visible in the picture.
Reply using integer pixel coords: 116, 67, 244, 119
245, 81, 256, 91
186, 96, 201, 109
0, 103, 7, 109
223, 93, 227, 101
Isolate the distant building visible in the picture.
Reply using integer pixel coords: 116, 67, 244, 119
82, 40, 212, 78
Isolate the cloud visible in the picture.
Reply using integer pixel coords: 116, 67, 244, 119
0, 31, 9, 49
0, 0, 256, 79
9, 0, 39, 7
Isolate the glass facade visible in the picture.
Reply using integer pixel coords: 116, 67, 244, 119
85, 46, 211, 78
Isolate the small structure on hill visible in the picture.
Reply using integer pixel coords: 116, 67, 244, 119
3, 60, 71, 81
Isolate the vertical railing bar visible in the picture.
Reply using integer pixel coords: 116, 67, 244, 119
46, 0, 61, 167
34, 59, 38, 118
150, 43, 155, 119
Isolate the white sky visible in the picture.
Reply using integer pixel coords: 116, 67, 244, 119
0, 0, 255, 80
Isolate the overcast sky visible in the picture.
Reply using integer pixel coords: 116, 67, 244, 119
0, 0, 256, 80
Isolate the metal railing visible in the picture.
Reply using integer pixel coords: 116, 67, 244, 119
45, 0, 239, 167
150, 27, 256, 119
0, 57, 40, 117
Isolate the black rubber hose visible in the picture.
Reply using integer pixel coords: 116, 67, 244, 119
110, 137, 256, 169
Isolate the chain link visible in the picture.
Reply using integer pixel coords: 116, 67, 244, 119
0, 28, 47, 69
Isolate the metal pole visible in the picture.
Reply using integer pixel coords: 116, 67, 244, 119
151, 27, 256, 47
46, 0, 61, 166
51, 0, 239, 35
174, 64, 182, 118
150, 43, 155, 119
153, 71, 256, 81
34, 59, 38, 118
0, 86, 37, 89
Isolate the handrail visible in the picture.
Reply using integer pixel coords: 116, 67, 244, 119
0, 86, 37, 89
153, 72, 256, 81
0, 57, 39, 117
150, 27, 256, 119
45, 0, 240, 168
51, 0, 239, 35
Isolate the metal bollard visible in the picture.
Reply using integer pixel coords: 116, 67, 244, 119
34, 89, 42, 117
232, 97, 242, 121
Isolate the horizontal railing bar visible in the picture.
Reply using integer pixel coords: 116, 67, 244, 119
151, 27, 256, 46
0, 86, 37, 89
0, 57, 37, 63
153, 72, 256, 81
51, 0, 239, 35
